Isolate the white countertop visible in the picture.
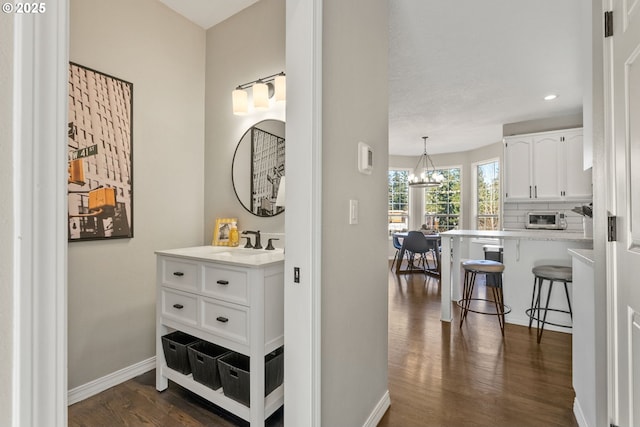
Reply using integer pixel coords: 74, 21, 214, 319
155, 245, 284, 267
568, 248, 595, 265
440, 229, 593, 242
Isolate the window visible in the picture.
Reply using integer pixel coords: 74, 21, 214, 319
388, 170, 409, 236
424, 167, 461, 231
476, 160, 500, 230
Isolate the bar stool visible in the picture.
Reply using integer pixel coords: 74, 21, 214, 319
483, 244, 503, 287
457, 260, 511, 336
526, 265, 573, 343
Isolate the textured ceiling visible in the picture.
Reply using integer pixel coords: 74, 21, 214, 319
389, 0, 583, 155
157, 0, 584, 156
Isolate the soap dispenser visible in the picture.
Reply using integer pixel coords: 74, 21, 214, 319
229, 222, 239, 247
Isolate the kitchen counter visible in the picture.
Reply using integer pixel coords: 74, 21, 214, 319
441, 229, 592, 242
568, 248, 594, 265
440, 229, 593, 327
155, 245, 284, 268
568, 248, 604, 427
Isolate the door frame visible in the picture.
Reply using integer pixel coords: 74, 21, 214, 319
12, 2, 69, 427
13, 1, 323, 427
284, 0, 323, 425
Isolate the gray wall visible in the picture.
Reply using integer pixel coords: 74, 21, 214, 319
0, 11, 13, 425
390, 141, 503, 224
68, 0, 206, 389
388, 142, 502, 257
503, 112, 583, 136
321, 0, 390, 425
204, 0, 285, 244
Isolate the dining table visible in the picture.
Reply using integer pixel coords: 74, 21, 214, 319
392, 231, 441, 277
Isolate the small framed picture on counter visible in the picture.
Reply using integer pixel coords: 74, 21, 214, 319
213, 218, 237, 246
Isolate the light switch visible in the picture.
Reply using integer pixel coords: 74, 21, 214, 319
349, 199, 359, 224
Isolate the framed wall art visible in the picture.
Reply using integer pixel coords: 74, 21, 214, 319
213, 218, 237, 246
67, 62, 134, 241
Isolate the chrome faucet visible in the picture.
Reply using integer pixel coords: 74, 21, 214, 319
241, 230, 262, 249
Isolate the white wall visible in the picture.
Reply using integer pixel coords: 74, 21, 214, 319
321, 0, 389, 425
0, 11, 13, 426
68, 0, 206, 389
204, 0, 285, 245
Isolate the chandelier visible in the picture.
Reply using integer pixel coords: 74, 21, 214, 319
408, 136, 444, 188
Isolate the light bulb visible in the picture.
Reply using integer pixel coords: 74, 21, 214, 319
232, 89, 248, 115
253, 82, 269, 110
274, 75, 286, 102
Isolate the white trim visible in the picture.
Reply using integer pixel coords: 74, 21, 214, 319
362, 391, 391, 427
12, 3, 69, 427
602, 0, 618, 423
67, 357, 156, 406
574, 397, 590, 427
471, 157, 501, 230
284, 0, 323, 426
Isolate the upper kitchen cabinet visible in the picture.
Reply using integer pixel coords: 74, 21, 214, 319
504, 128, 592, 201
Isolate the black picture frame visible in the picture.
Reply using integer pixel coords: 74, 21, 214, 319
67, 62, 134, 241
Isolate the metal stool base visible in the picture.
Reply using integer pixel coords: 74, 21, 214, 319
458, 268, 509, 336
527, 272, 573, 343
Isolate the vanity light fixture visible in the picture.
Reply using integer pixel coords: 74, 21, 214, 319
544, 93, 558, 101
408, 136, 445, 188
232, 72, 286, 115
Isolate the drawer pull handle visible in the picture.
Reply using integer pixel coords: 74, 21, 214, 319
173, 272, 184, 277
172, 304, 184, 309
216, 316, 229, 323
217, 280, 229, 285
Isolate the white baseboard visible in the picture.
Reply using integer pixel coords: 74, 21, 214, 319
67, 356, 156, 405
573, 397, 589, 427
363, 390, 391, 427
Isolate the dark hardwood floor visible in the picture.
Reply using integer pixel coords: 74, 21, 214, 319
69, 265, 577, 427
378, 267, 577, 427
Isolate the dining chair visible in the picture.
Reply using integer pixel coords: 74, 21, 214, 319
402, 231, 432, 273
390, 234, 404, 270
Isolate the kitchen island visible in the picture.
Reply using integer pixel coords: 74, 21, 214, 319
440, 230, 593, 331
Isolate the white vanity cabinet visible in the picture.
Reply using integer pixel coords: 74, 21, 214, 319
504, 128, 592, 201
155, 246, 284, 426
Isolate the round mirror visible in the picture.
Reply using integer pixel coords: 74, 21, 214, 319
232, 119, 285, 217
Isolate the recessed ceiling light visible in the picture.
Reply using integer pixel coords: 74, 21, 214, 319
544, 94, 558, 101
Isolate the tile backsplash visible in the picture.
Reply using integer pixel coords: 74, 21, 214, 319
503, 200, 592, 232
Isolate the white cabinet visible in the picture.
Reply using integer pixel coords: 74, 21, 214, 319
155, 247, 284, 426
563, 131, 593, 199
504, 128, 592, 201
504, 136, 532, 199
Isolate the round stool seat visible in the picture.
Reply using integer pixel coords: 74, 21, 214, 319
532, 265, 572, 282
462, 259, 505, 273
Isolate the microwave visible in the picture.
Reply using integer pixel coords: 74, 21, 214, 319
526, 211, 567, 230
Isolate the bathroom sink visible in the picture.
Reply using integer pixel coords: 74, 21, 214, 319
204, 247, 281, 256
157, 245, 284, 266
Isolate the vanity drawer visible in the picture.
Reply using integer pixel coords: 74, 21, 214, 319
161, 288, 197, 326
201, 298, 249, 345
202, 265, 249, 305
161, 258, 198, 291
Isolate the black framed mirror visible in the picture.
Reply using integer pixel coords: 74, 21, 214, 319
232, 119, 285, 217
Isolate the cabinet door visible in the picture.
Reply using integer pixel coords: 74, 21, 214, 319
563, 131, 592, 198
504, 137, 532, 199
532, 134, 562, 199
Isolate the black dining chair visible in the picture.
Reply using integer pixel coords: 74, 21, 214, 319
390, 234, 404, 271
402, 231, 432, 273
